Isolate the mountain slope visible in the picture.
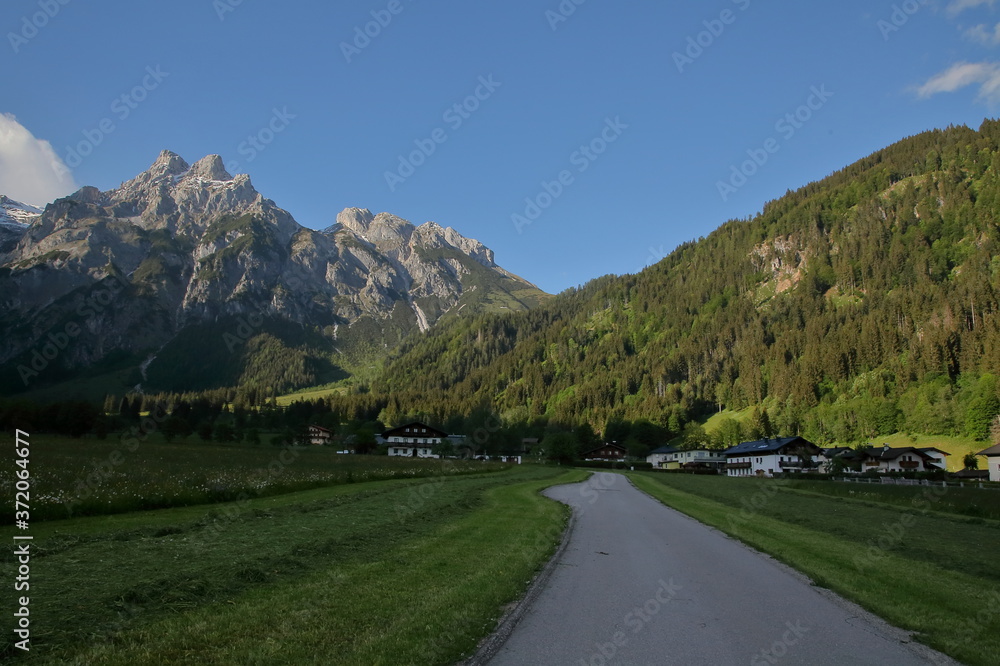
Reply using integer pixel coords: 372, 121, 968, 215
368, 120, 1000, 444
0, 195, 41, 254
0, 151, 547, 395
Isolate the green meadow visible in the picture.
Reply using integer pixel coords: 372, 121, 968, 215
1, 459, 585, 664
630, 472, 1000, 666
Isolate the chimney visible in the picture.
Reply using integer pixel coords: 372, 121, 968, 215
883, 443, 889, 452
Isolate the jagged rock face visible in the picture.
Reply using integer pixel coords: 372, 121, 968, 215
0, 152, 546, 380
0, 196, 41, 254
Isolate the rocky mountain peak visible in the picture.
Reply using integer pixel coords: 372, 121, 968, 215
334, 208, 375, 235
151, 150, 190, 177
0, 196, 42, 225
187, 154, 232, 182
100, 151, 275, 237
367, 212, 414, 246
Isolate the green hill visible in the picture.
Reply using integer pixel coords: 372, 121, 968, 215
364, 120, 1000, 447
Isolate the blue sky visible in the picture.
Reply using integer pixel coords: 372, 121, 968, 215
2, 0, 999, 294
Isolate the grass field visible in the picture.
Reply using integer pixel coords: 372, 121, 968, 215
629, 472, 1000, 666
1, 465, 586, 663
274, 384, 350, 406
0, 434, 510, 522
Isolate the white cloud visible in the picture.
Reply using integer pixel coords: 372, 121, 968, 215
965, 22, 1000, 44
947, 0, 997, 16
916, 61, 1000, 103
0, 113, 78, 206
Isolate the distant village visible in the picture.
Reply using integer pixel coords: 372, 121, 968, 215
306, 421, 1000, 484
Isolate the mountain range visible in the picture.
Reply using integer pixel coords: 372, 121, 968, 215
5, 120, 1000, 450
0, 151, 547, 395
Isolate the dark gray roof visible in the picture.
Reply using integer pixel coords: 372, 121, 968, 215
650, 446, 679, 455
723, 437, 817, 456
860, 446, 932, 462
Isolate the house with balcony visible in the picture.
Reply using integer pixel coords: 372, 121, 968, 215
648, 447, 725, 470
648, 446, 680, 468
918, 447, 951, 472
308, 425, 333, 446
857, 445, 945, 473
723, 437, 821, 478
583, 443, 628, 462
383, 421, 449, 458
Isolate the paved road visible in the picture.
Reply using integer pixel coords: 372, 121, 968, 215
486, 474, 956, 666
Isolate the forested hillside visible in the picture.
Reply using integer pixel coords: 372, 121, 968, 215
368, 121, 1000, 446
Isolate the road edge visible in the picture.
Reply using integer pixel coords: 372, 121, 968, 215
624, 473, 962, 666
461, 486, 580, 666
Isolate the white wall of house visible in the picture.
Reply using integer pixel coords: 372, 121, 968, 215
726, 454, 781, 477
388, 446, 439, 459
988, 456, 1000, 483
685, 450, 725, 465
873, 453, 926, 473
387, 436, 441, 459
921, 451, 948, 471
647, 453, 672, 468
649, 450, 725, 469
727, 452, 814, 477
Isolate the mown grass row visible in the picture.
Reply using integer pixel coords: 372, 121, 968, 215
0, 434, 510, 522
778, 475, 1000, 520
1, 466, 586, 664
629, 472, 1000, 666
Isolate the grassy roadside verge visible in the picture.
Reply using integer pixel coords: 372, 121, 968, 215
628, 473, 1000, 666
6, 466, 587, 664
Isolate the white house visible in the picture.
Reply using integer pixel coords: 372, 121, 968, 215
857, 445, 945, 474
648, 446, 725, 470
647, 446, 679, 468
382, 422, 449, 458
977, 444, 1000, 482
723, 437, 822, 478
918, 447, 951, 472
308, 425, 333, 446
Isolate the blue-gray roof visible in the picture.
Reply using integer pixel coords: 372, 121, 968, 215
650, 446, 679, 455
723, 437, 817, 456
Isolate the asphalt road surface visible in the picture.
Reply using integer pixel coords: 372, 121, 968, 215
485, 474, 957, 666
